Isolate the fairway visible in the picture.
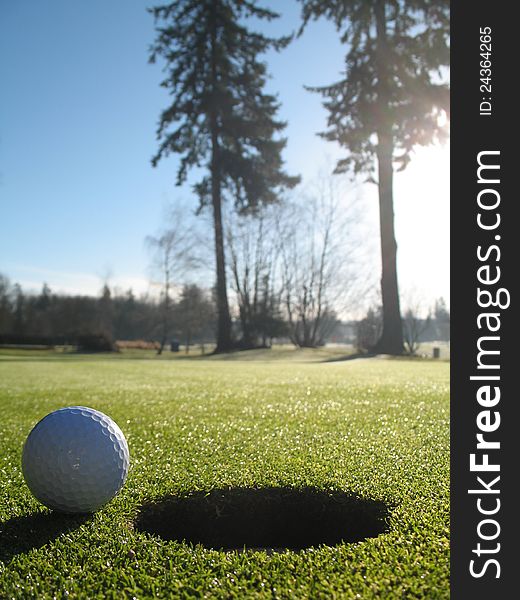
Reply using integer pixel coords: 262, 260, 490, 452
0, 352, 449, 599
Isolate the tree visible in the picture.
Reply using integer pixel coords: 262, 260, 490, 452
0, 274, 13, 334
227, 208, 285, 348
149, 0, 299, 353
98, 284, 114, 340
30, 283, 53, 336
276, 175, 361, 348
298, 0, 450, 354
12, 283, 25, 335
433, 296, 450, 341
146, 209, 199, 354
35, 283, 52, 312
278, 199, 335, 348
175, 284, 215, 353
356, 306, 382, 353
113, 289, 137, 341
402, 306, 431, 355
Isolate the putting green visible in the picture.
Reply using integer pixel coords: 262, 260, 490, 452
0, 351, 449, 598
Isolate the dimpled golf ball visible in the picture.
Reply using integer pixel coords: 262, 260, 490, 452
22, 406, 129, 513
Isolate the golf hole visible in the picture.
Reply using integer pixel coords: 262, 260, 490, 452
134, 487, 390, 551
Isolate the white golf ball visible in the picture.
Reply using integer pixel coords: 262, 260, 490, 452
22, 406, 130, 513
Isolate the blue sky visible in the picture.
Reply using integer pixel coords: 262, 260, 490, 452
0, 0, 449, 311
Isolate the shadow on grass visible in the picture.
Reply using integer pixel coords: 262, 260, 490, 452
321, 352, 376, 363
135, 487, 391, 552
0, 512, 90, 563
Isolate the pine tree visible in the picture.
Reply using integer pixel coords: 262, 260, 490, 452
12, 283, 25, 335
298, 0, 449, 354
149, 0, 299, 353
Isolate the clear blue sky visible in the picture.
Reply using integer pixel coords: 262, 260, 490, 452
0, 0, 449, 310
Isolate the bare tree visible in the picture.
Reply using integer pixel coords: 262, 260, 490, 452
402, 297, 432, 355
146, 206, 199, 354
277, 178, 360, 347
226, 207, 285, 348
224, 173, 370, 350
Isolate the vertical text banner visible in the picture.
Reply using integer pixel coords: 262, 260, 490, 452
451, 1, 517, 597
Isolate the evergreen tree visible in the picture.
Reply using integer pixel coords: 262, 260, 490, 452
12, 283, 26, 335
176, 284, 215, 353
149, 0, 299, 352
298, 0, 449, 354
35, 283, 52, 311
433, 296, 450, 341
0, 274, 13, 334
98, 284, 114, 340
33, 283, 53, 336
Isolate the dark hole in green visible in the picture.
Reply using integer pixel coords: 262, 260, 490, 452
135, 487, 390, 551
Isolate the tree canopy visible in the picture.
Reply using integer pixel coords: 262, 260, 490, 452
299, 0, 450, 177
149, 0, 299, 213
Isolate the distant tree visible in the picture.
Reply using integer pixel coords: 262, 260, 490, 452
356, 306, 382, 353
227, 208, 284, 348
30, 283, 53, 336
35, 283, 52, 312
0, 274, 12, 334
55, 295, 98, 339
278, 182, 356, 348
12, 283, 25, 335
0, 281, 219, 350
146, 207, 199, 354
113, 289, 138, 341
97, 284, 114, 341
175, 284, 215, 353
253, 290, 288, 347
433, 296, 450, 341
298, 0, 450, 355
402, 306, 431, 355
149, 0, 299, 352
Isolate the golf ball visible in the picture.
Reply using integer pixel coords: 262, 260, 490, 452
22, 406, 129, 513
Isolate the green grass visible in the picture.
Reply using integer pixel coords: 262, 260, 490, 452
0, 350, 449, 599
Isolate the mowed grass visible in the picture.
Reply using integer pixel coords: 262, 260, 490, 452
0, 350, 449, 599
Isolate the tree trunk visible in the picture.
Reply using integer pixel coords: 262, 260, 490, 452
211, 175, 233, 352
373, 0, 403, 355
210, 5, 233, 353
374, 136, 403, 354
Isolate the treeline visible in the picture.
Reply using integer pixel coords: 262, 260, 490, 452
1, 271, 449, 355
0, 267, 337, 352
0, 276, 214, 352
